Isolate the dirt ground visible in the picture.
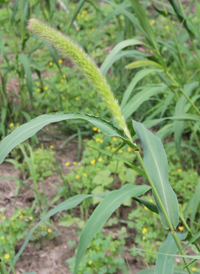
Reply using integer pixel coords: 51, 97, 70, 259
0, 137, 147, 274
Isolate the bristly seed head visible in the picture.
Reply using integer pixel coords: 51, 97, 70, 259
27, 18, 132, 141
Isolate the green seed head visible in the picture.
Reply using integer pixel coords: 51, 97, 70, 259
27, 18, 131, 140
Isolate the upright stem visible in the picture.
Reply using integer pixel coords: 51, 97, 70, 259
135, 151, 193, 274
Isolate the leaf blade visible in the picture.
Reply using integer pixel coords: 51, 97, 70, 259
132, 120, 179, 229
0, 113, 138, 164
74, 184, 151, 273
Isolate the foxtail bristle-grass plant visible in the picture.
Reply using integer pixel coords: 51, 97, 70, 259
0, 18, 198, 274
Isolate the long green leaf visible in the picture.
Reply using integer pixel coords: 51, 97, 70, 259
8, 193, 107, 273
126, 60, 163, 70
122, 85, 167, 120
74, 184, 151, 273
69, 0, 85, 30
44, 42, 62, 75
0, 261, 8, 274
0, 113, 138, 164
168, 0, 196, 39
129, 0, 159, 53
133, 197, 158, 214
144, 114, 200, 129
121, 68, 162, 109
174, 82, 199, 159
98, 1, 145, 38
100, 39, 143, 75
18, 53, 33, 102
155, 232, 187, 274
138, 268, 198, 274
185, 179, 200, 224
132, 120, 179, 229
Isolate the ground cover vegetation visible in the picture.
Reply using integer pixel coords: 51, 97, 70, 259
0, 0, 200, 273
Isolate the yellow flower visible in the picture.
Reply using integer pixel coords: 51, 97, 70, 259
83, 173, 87, 177
48, 228, 52, 233
72, 6, 76, 9
19, 215, 23, 219
5, 254, 10, 259
10, 123, 14, 127
82, 10, 87, 14
150, 19, 155, 26
113, 137, 117, 142
44, 86, 48, 90
91, 159, 96, 165
58, 59, 63, 64
98, 157, 102, 162
178, 169, 182, 173
65, 162, 70, 166
62, 96, 65, 100
50, 145, 54, 149
142, 236, 146, 240
29, 216, 33, 220
2, 216, 6, 220
1, 236, 4, 240
76, 27, 80, 31
172, 21, 175, 24
165, 25, 169, 30
142, 228, 148, 234
96, 138, 100, 142
112, 36, 115, 39
75, 97, 79, 100
63, 75, 66, 78
36, 82, 39, 86
88, 260, 92, 265
144, 206, 147, 210
85, 16, 89, 21
178, 226, 184, 231
127, 147, 131, 152
36, 151, 39, 155
92, 51, 95, 54
192, 267, 197, 271
112, 147, 116, 151
18, 210, 21, 214
99, 139, 103, 143
93, 127, 98, 131
37, 88, 41, 92
76, 175, 80, 179
61, 79, 64, 82
118, 149, 123, 153
97, 129, 101, 133
107, 146, 110, 149
149, 199, 153, 203
73, 162, 77, 165
78, 163, 81, 166
49, 61, 53, 66
92, 28, 94, 31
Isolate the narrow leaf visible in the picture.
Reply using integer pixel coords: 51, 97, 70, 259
121, 68, 161, 109
0, 113, 138, 164
100, 39, 143, 75
155, 232, 187, 274
18, 53, 33, 102
74, 184, 151, 273
126, 60, 163, 70
132, 120, 179, 229
122, 86, 167, 120
9, 193, 107, 272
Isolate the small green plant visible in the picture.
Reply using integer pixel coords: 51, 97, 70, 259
0, 208, 34, 263
67, 229, 127, 274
